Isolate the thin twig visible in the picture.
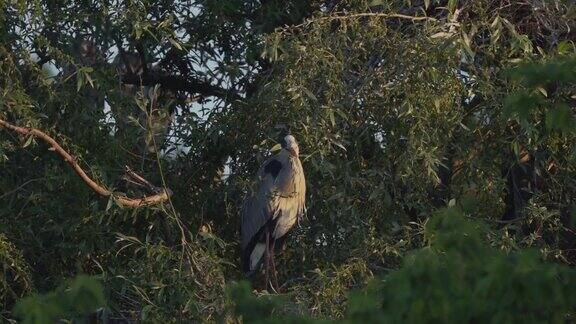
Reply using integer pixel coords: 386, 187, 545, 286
0, 118, 172, 208
0, 178, 43, 200
284, 12, 437, 32
124, 165, 156, 191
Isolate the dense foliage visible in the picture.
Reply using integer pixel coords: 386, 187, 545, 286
1, 0, 575, 322
229, 208, 576, 323
13, 275, 105, 324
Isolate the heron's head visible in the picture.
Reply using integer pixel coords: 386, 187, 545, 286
282, 135, 299, 157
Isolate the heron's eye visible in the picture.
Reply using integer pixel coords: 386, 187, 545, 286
280, 137, 287, 148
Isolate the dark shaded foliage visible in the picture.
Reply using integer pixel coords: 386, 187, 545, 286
229, 208, 576, 323
1, 0, 575, 321
13, 275, 104, 324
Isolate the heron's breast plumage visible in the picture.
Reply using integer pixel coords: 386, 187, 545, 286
272, 156, 305, 239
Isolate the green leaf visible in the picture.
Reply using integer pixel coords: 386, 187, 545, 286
503, 92, 541, 121
76, 71, 84, 92
22, 135, 34, 148
557, 40, 575, 55
168, 38, 183, 50
328, 109, 336, 127
448, 0, 458, 13
270, 143, 282, 152
84, 72, 94, 88
135, 27, 142, 39
13, 275, 105, 323
546, 103, 575, 132
106, 195, 114, 212
302, 87, 317, 102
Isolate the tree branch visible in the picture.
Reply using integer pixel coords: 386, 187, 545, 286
282, 12, 437, 33
121, 73, 243, 102
0, 119, 172, 208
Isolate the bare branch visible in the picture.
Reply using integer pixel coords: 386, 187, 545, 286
0, 119, 172, 208
0, 178, 43, 200
121, 73, 243, 102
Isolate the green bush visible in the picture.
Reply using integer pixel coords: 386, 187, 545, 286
352, 208, 576, 323
230, 208, 576, 323
13, 275, 105, 324
0, 234, 33, 309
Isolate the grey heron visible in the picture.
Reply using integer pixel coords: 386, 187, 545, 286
241, 134, 306, 291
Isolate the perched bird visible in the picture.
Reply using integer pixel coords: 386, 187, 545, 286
241, 134, 306, 290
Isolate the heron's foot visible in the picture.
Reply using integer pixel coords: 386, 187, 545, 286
267, 277, 280, 294
271, 271, 280, 293
262, 269, 280, 293
269, 283, 280, 294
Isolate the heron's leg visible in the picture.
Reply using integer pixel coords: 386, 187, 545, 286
264, 228, 271, 291
270, 238, 280, 292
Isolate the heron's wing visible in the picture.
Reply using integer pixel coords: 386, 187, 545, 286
240, 154, 284, 251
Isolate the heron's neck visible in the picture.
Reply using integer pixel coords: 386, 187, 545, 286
282, 149, 298, 159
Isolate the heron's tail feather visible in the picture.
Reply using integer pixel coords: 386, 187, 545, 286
243, 243, 265, 276
249, 243, 266, 271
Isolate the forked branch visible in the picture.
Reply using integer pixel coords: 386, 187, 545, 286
0, 119, 172, 208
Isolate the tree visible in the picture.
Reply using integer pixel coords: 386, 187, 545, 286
1, 0, 575, 321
